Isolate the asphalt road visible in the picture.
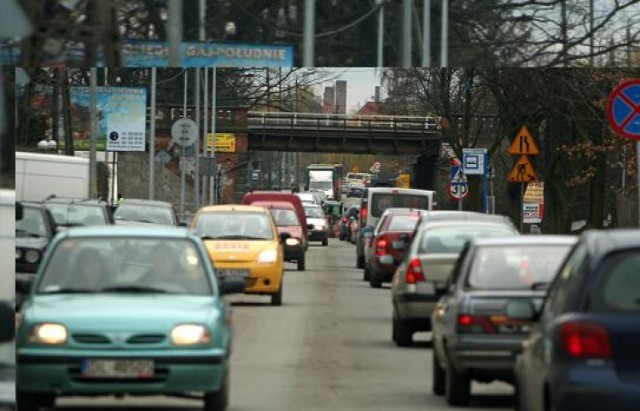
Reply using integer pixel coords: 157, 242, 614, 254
54, 239, 514, 411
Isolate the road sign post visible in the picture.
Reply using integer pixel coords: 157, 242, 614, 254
508, 125, 541, 232
606, 78, 640, 226
462, 148, 487, 212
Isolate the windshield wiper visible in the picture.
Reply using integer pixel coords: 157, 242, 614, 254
16, 229, 41, 238
531, 282, 551, 291
100, 285, 170, 293
41, 288, 95, 294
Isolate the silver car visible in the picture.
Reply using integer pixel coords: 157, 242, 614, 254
390, 212, 518, 347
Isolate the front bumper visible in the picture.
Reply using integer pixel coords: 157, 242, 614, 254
284, 244, 304, 261
309, 230, 329, 241
215, 261, 283, 294
17, 348, 227, 395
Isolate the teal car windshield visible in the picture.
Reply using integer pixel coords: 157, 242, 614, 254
37, 237, 213, 296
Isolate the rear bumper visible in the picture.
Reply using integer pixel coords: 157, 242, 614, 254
447, 335, 525, 375
16, 349, 227, 395
549, 364, 640, 411
370, 259, 399, 282
216, 262, 283, 294
394, 292, 439, 325
284, 244, 304, 261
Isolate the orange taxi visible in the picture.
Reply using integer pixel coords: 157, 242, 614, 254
190, 205, 290, 305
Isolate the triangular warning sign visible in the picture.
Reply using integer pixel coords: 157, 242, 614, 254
509, 126, 540, 155
508, 155, 539, 183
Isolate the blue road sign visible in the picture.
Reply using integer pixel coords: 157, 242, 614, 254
607, 79, 640, 141
449, 166, 469, 200
462, 148, 487, 175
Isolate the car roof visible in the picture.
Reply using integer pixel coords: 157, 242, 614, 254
44, 197, 107, 205
120, 198, 173, 207
382, 207, 424, 216
417, 218, 516, 232
420, 211, 514, 224
250, 201, 295, 209
54, 225, 193, 239
584, 229, 640, 254
469, 235, 577, 247
366, 187, 435, 195
197, 204, 268, 213
21, 201, 48, 209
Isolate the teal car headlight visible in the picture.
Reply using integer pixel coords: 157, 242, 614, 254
170, 324, 211, 346
25, 250, 40, 264
29, 323, 68, 345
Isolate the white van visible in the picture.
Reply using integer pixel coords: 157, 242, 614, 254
355, 187, 437, 268
344, 172, 373, 187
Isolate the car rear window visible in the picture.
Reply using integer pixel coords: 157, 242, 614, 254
114, 204, 174, 225
589, 250, 640, 313
370, 193, 431, 217
271, 208, 300, 226
387, 215, 419, 232
418, 225, 515, 254
466, 245, 573, 289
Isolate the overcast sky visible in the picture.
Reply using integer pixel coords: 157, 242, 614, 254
313, 68, 383, 113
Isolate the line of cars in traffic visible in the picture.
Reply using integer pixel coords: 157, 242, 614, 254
14, 189, 334, 410
345, 186, 640, 410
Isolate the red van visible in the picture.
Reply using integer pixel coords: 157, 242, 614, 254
250, 201, 308, 270
241, 191, 310, 244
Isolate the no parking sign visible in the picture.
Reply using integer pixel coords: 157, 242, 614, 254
607, 79, 640, 141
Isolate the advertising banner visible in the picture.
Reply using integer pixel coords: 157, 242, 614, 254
69, 87, 147, 151
121, 40, 294, 68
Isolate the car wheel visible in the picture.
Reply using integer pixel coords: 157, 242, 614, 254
17, 392, 53, 411
445, 359, 471, 406
392, 312, 412, 347
357, 255, 364, 269
322, 238, 328, 246
432, 351, 446, 396
203, 369, 229, 411
297, 254, 306, 271
369, 270, 382, 288
271, 283, 283, 306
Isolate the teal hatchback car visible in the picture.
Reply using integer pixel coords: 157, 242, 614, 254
16, 226, 243, 411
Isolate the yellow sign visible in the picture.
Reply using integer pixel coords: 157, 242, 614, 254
508, 155, 539, 183
523, 182, 544, 203
509, 126, 540, 155
396, 173, 410, 188
207, 133, 236, 153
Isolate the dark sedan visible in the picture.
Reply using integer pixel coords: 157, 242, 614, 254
15, 202, 58, 274
43, 197, 114, 228
431, 235, 577, 406
514, 229, 640, 411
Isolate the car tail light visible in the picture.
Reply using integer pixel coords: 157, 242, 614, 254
375, 238, 388, 256
405, 258, 425, 284
561, 322, 611, 358
342, 217, 348, 223
457, 315, 497, 334
361, 206, 368, 221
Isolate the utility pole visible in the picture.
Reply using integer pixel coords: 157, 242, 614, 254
89, 67, 98, 199
422, 0, 431, 66
202, 68, 209, 206
303, 0, 315, 66
376, 0, 385, 67
61, 69, 73, 156
210, 67, 217, 204
195, 68, 201, 207
441, 0, 448, 67
180, 70, 188, 217
401, 0, 412, 67
168, 0, 182, 66
149, 68, 157, 200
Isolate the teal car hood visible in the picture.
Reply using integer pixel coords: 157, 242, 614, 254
23, 294, 221, 332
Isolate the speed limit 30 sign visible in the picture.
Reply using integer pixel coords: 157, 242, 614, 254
449, 165, 469, 201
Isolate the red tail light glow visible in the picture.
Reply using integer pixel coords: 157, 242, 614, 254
457, 315, 497, 334
342, 217, 348, 223
561, 322, 611, 358
405, 258, 425, 284
361, 206, 368, 221
375, 238, 388, 256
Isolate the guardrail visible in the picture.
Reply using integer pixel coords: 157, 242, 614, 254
247, 111, 441, 132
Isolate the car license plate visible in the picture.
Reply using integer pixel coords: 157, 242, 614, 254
392, 240, 405, 249
81, 359, 154, 378
219, 269, 249, 280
